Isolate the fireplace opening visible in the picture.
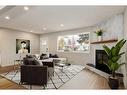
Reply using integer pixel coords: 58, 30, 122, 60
95, 50, 111, 74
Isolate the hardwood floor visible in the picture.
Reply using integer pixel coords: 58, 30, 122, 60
0, 76, 26, 89
0, 65, 124, 89
0, 65, 26, 89
60, 68, 110, 89
59, 68, 125, 89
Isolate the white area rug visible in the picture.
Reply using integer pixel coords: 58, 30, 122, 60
0, 65, 84, 89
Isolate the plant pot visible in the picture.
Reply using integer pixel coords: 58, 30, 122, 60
108, 77, 119, 89
98, 36, 102, 41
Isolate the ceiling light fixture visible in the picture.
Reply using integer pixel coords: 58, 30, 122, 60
60, 24, 64, 27
43, 27, 47, 30
24, 6, 29, 11
30, 30, 33, 32
5, 16, 10, 20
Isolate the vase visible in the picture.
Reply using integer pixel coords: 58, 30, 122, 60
98, 36, 102, 41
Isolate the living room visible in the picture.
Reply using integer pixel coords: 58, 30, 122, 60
0, 5, 127, 91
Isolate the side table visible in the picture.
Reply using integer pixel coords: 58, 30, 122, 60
14, 60, 23, 70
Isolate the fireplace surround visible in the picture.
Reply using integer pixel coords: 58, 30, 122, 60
95, 50, 111, 74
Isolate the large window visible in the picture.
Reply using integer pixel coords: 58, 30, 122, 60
57, 32, 90, 53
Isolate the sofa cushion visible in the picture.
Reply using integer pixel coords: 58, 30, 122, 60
33, 54, 40, 60
40, 53, 49, 60
26, 55, 34, 58
49, 54, 59, 58
35, 59, 43, 66
23, 58, 29, 65
23, 58, 40, 65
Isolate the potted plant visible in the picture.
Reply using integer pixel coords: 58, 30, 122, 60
103, 39, 126, 89
94, 28, 103, 41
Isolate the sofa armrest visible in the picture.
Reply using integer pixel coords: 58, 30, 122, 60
42, 62, 54, 68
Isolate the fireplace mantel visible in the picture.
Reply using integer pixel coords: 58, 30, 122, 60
90, 39, 118, 44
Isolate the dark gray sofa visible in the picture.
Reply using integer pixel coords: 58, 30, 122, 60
20, 56, 54, 88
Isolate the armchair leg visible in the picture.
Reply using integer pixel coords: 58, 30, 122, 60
29, 85, 32, 89
43, 84, 47, 89
44, 86, 45, 89
19, 82, 21, 85
53, 70, 54, 76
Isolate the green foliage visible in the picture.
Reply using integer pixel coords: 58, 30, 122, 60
94, 29, 103, 36
103, 39, 126, 77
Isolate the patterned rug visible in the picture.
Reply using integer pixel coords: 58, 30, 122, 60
0, 65, 85, 89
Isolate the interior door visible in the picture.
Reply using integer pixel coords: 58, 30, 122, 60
40, 37, 48, 54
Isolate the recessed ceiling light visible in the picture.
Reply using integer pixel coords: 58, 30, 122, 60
60, 24, 64, 27
24, 6, 29, 11
5, 16, 10, 20
43, 27, 47, 30
30, 30, 33, 32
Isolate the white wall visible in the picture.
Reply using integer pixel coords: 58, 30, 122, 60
123, 7, 127, 88
40, 27, 95, 65
0, 51, 1, 66
0, 28, 40, 66
40, 13, 124, 66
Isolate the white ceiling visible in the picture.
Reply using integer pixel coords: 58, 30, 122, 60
0, 6, 125, 34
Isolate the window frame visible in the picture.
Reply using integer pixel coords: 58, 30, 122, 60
57, 32, 90, 53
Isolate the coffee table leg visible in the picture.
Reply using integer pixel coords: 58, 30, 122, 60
61, 66, 64, 72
